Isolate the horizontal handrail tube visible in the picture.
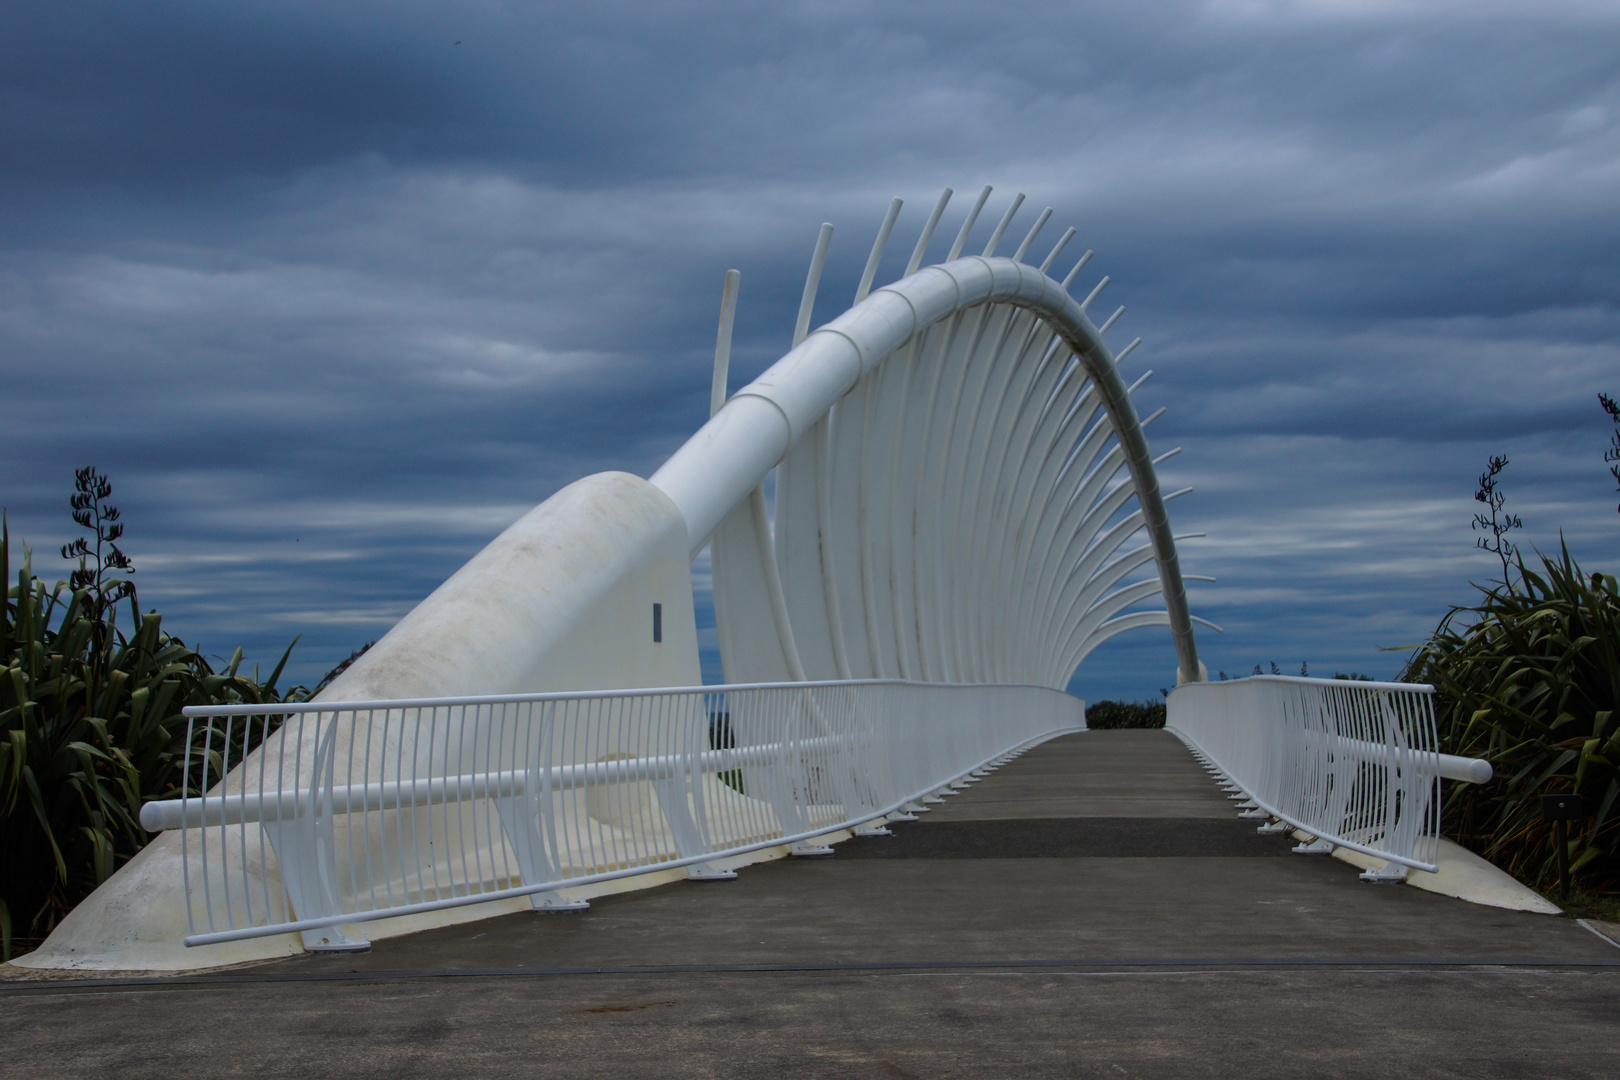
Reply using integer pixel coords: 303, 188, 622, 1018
1275, 733, 1492, 786
161, 679, 1084, 949
1191, 773, 1439, 873
1438, 752, 1493, 785
141, 736, 851, 832
178, 677, 1058, 718
1230, 674, 1436, 695
1167, 675, 1446, 872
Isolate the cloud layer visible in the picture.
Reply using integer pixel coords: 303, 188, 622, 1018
3, 1, 1617, 698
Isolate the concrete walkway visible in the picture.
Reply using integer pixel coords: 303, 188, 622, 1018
5, 730, 1619, 1078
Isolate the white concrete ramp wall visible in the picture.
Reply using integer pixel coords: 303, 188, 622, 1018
18, 471, 702, 971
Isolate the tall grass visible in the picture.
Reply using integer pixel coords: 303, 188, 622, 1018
1400, 546, 1620, 892
1, 521, 304, 958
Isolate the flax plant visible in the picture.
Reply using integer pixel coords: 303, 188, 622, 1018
1, 520, 302, 958
1399, 545, 1620, 892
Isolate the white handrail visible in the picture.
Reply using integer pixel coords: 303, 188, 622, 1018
140, 737, 850, 831
168, 677, 1054, 716
1438, 752, 1494, 785
1166, 675, 1486, 872
153, 680, 1083, 950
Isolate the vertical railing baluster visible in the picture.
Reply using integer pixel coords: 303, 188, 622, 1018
158, 680, 1097, 946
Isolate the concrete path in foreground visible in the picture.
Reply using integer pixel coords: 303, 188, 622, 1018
5, 729, 1618, 1078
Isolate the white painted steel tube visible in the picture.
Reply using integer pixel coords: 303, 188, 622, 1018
1164, 675, 1477, 871
1439, 753, 1494, 785
177, 722, 1074, 950
794, 223, 835, 347
948, 185, 994, 261
710, 270, 741, 417
154, 680, 1084, 949
856, 198, 904, 303
172, 676, 973, 715
905, 188, 953, 276
1013, 207, 1054, 263
1295, 738, 1492, 785
140, 736, 854, 832
648, 255, 1202, 682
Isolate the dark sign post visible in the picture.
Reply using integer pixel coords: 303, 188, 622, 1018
1542, 793, 1590, 900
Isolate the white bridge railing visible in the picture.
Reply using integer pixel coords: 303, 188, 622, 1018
142, 680, 1082, 949
1167, 675, 1491, 874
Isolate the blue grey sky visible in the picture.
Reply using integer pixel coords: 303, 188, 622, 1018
3, 1, 1617, 699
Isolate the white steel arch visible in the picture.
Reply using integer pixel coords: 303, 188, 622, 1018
24, 188, 1506, 975
19, 186, 1219, 972
651, 190, 1212, 689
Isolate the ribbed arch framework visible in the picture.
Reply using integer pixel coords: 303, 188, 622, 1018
650, 192, 1215, 692
11, 191, 1229, 976
766, 278, 1201, 689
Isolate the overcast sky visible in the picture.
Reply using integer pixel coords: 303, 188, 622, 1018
3, 0, 1617, 700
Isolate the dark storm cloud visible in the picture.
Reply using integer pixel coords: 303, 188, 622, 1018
1, 4, 468, 189
2, 0, 1617, 694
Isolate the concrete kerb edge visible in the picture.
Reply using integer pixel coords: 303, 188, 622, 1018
1283, 829, 1563, 915
1577, 919, 1620, 951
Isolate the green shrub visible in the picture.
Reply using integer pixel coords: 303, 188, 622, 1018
1399, 546, 1620, 892
1086, 699, 1167, 729
1, 521, 303, 958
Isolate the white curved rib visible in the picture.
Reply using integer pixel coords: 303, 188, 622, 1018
650, 251, 1203, 686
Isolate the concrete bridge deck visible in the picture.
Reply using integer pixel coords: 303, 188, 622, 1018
6, 730, 1619, 1078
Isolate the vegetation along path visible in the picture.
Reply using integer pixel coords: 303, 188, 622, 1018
5, 730, 1619, 1078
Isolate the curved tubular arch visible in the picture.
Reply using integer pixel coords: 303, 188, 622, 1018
954, 309, 1051, 681
984, 357, 1098, 671
1044, 492, 1193, 683
649, 255, 1202, 687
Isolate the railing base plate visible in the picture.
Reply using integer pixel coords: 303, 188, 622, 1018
1359, 864, 1410, 884
303, 937, 371, 954
531, 891, 590, 912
